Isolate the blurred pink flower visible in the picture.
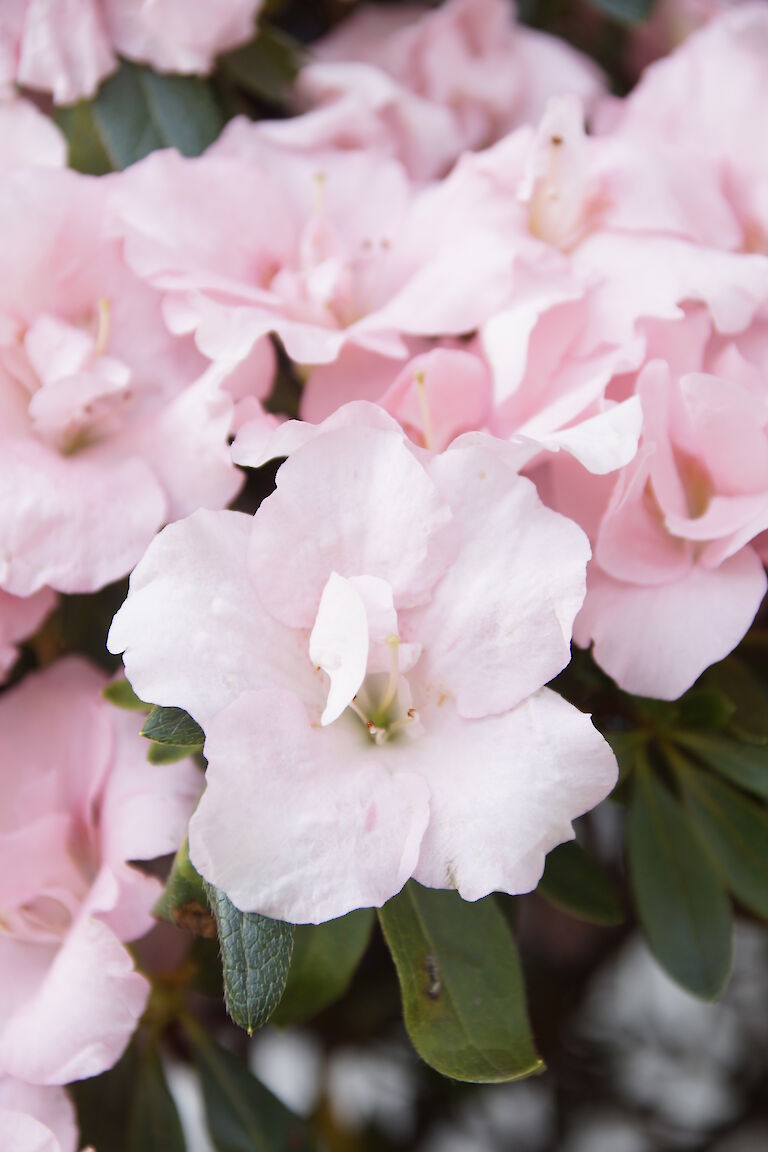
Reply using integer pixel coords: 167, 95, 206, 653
0, 1077, 80, 1152
0, 657, 201, 1084
0, 588, 55, 682
0, 167, 256, 596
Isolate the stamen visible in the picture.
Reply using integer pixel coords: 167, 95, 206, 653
414, 370, 435, 451
377, 634, 401, 717
94, 297, 112, 357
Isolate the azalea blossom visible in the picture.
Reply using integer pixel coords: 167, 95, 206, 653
107, 133, 525, 371
0, 166, 256, 597
109, 406, 616, 924
0, 588, 55, 682
0, 1078, 81, 1152
266, 0, 604, 180
0, 657, 200, 1085
537, 311, 768, 699
0, 0, 263, 104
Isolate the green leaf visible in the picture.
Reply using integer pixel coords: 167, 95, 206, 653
218, 27, 303, 104
55, 61, 224, 174
272, 908, 374, 1025
378, 883, 542, 1083
72, 1047, 136, 1152
675, 732, 768, 800
677, 759, 768, 920
677, 689, 735, 732
154, 836, 215, 937
190, 1030, 316, 1152
628, 761, 731, 999
700, 653, 768, 740
204, 882, 294, 1034
142, 706, 205, 748
537, 841, 624, 926
103, 677, 148, 711
127, 1047, 185, 1152
147, 741, 197, 765
584, 0, 656, 24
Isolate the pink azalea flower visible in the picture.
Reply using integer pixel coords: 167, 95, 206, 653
0, 96, 66, 172
0, 0, 262, 105
601, 4, 768, 251
109, 407, 617, 924
0, 588, 55, 682
0, 1077, 81, 1152
0, 167, 256, 597
541, 311, 768, 699
0, 657, 201, 1084
265, 0, 604, 180
107, 137, 522, 370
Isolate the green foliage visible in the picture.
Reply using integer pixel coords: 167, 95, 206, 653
537, 840, 624, 926
629, 760, 732, 1000
378, 883, 542, 1083
676, 733, 768, 800
272, 908, 374, 1025
127, 1047, 186, 1152
103, 677, 148, 711
218, 26, 304, 105
73, 1048, 137, 1152
583, 0, 656, 24
189, 1029, 316, 1152
676, 758, 768, 920
154, 835, 215, 937
204, 883, 294, 1035
55, 61, 224, 174
142, 706, 205, 748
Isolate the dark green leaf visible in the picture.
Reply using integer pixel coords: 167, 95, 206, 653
677, 689, 736, 732
219, 27, 303, 104
147, 741, 197, 764
204, 883, 294, 1034
537, 841, 624, 926
583, 0, 656, 24
72, 1047, 136, 1152
677, 759, 768, 919
103, 677, 148, 711
190, 1029, 316, 1152
675, 732, 768, 800
142, 706, 205, 747
154, 836, 215, 937
699, 654, 768, 739
272, 908, 374, 1025
127, 1047, 185, 1152
629, 761, 731, 999
378, 883, 542, 1083
55, 61, 224, 174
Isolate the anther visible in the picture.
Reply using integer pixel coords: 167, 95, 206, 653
414, 370, 435, 452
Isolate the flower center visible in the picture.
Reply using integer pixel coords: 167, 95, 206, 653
348, 635, 422, 744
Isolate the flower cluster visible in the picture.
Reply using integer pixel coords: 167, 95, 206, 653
2, 0, 767, 1141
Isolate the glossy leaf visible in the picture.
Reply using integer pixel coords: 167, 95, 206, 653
56, 61, 223, 174
272, 908, 374, 1025
147, 741, 197, 765
675, 732, 768, 801
142, 706, 205, 747
538, 841, 624, 926
204, 883, 294, 1034
378, 883, 542, 1083
127, 1048, 185, 1152
154, 836, 215, 938
677, 689, 735, 732
103, 678, 147, 711
190, 1030, 316, 1152
677, 759, 768, 919
219, 27, 303, 104
629, 762, 731, 1000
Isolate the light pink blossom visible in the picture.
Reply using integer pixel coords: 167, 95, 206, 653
0, 657, 200, 1085
110, 407, 616, 924
0, 0, 262, 105
0, 167, 256, 597
266, 0, 604, 180
0, 588, 55, 682
0, 1078, 80, 1152
107, 137, 521, 370
0, 96, 66, 172
540, 312, 768, 699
